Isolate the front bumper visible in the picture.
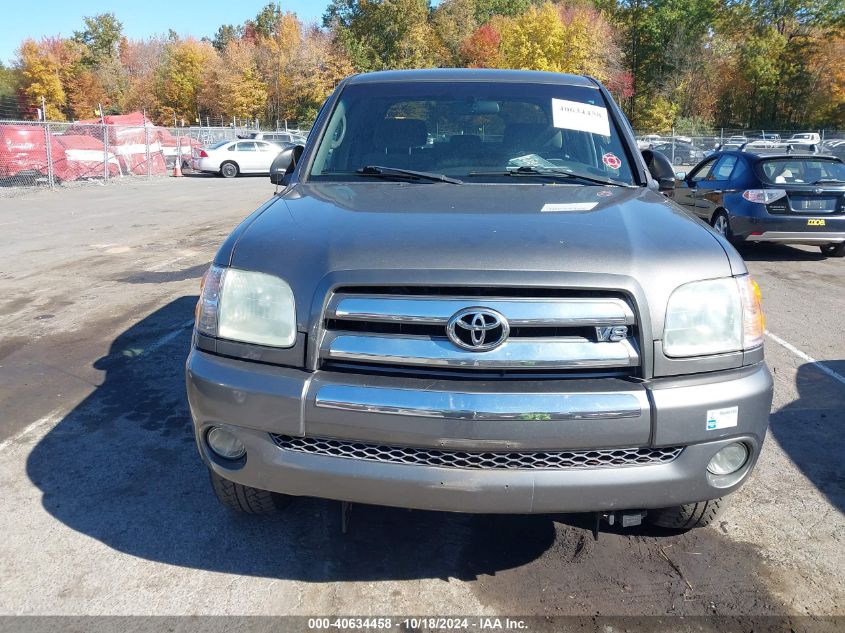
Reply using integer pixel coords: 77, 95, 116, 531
186, 350, 773, 514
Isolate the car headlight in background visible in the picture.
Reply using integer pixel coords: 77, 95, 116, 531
663, 274, 764, 358
196, 265, 296, 348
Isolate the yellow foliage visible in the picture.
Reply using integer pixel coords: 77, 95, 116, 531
17, 40, 66, 120
496, 2, 616, 82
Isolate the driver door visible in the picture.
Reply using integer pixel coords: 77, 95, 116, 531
673, 156, 717, 219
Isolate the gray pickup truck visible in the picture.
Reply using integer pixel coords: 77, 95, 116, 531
186, 69, 773, 530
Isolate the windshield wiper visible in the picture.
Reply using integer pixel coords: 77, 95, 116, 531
467, 166, 634, 188
811, 178, 845, 184
357, 165, 463, 184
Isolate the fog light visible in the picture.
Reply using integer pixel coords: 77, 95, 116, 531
707, 442, 748, 475
206, 426, 246, 460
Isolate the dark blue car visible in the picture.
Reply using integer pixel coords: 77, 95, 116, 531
671, 150, 845, 257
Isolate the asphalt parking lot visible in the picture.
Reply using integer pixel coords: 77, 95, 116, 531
0, 176, 842, 619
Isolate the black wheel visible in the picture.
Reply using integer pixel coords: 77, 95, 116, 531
647, 496, 731, 530
208, 468, 291, 514
220, 161, 239, 178
711, 211, 731, 239
820, 243, 845, 257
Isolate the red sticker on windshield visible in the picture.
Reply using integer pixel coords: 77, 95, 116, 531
602, 152, 621, 170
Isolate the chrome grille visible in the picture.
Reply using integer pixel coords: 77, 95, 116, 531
320, 288, 640, 373
271, 435, 682, 470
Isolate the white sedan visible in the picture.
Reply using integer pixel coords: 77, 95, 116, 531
191, 140, 286, 178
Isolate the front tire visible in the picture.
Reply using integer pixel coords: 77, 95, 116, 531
820, 243, 845, 257
647, 496, 731, 530
208, 468, 290, 514
220, 161, 239, 178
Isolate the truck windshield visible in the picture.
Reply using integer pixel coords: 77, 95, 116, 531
758, 158, 845, 184
308, 81, 635, 185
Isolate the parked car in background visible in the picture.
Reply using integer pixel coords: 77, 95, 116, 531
651, 141, 705, 165
191, 139, 286, 178
726, 135, 748, 144
672, 149, 845, 256
788, 133, 821, 145
243, 131, 308, 145
636, 134, 662, 149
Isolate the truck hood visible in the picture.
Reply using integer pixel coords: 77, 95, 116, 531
227, 182, 740, 334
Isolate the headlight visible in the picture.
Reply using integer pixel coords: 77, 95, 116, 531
196, 265, 296, 347
663, 275, 764, 358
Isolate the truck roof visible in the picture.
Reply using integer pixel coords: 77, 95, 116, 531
345, 68, 599, 88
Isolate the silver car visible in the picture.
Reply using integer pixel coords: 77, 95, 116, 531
191, 140, 285, 178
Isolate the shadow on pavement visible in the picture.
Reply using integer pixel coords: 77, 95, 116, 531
736, 243, 827, 262
768, 361, 845, 514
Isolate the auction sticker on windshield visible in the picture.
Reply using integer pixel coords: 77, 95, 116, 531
551, 98, 611, 136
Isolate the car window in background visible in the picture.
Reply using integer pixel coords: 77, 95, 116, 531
256, 142, 277, 152
729, 157, 749, 181
236, 142, 257, 152
712, 155, 738, 181
309, 81, 635, 184
207, 140, 229, 149
759, 159, 845, 184
691, 157, 718, 182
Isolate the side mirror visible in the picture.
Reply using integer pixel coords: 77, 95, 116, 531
270, 145, 304, 186
675, 171, 687, 180
641, 149, 675, 191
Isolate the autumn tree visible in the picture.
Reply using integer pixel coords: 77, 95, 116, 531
155, 38, 216, 123
16, 39, 66, 119
460, 23, 503, 67
121, 38, 166, 120
431, 0, 479, 65
213, 39, 268, 121
283, 26, 354, 124
73, 13, 123, 67
325, 0, 438, 71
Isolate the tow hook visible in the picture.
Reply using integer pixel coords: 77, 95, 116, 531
593, 510, 647, 540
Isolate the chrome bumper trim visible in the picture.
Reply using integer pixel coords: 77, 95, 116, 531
314, 384, 645, 420
321, 333, 640, 369
746, 231, 845, 243
328, 295, 635, 326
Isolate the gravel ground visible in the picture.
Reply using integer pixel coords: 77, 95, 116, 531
0, 176, 842, 621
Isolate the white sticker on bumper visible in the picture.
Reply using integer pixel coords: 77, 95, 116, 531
706, 406, 738, 430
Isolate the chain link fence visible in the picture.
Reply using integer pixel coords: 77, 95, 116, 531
635, 129, 845, 166
0, 119, 270, 196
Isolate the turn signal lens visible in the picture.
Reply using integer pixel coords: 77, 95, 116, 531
196, 265, 224, 336
742, 189, 786, 204
737, 274, 765, 349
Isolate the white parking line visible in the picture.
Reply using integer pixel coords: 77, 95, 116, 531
765, 330, 845, 387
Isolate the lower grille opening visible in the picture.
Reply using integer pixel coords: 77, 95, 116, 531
271, 434, 683, 470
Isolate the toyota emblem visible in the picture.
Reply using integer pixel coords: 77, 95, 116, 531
446, 308, 510, 352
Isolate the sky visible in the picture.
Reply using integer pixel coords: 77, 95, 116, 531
0, 0, 327, 65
